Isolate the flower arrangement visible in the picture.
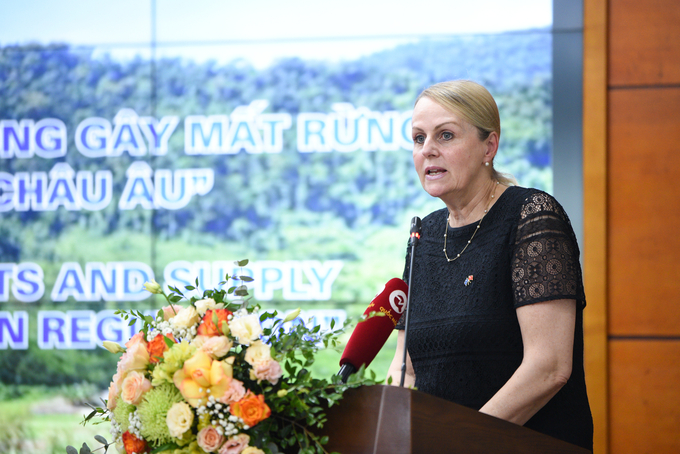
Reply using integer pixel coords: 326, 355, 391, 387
67, 260, 377, 454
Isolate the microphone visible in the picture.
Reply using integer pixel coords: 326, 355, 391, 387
409, 216, 422, 247
338, 278, 408, 383
401, 216, 421, 387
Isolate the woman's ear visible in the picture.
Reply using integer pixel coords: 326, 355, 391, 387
485, 131, 499, 159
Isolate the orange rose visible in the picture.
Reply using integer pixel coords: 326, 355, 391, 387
197, 309, 232, 337
122, 431, 149, 454
229, 391, 271, 427
147, 333, 174, 363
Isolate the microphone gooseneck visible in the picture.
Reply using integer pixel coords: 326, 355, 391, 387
400, 216, 421, 387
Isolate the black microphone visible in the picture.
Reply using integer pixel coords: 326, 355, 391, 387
400, 216, 421, 387
338, 278, 409, 383
409, 216, 422, 247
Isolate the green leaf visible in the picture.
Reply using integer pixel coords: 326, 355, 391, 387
236, 259, 249, 266
79, 443, 92, 454
151, 441, 181, 453
185, 285, 195, 290
164, 335, 175, 348
128, 318, 137, 326
238, 275, 254, 282
94, 435, 108, 445
168, 286, 184, 296
66, 446, 78, 454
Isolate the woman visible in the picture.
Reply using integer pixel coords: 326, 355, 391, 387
387, 80, 593, 451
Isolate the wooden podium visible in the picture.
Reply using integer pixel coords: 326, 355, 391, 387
317, 385, 590, 454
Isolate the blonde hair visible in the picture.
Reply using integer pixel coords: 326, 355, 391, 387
416, 80, 517, 186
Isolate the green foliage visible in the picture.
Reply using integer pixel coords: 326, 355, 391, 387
65, 435, 112, 454
0, 411, 33, 453
0, 341, 118, 388
1, 34, 552, 405
67, 269, 379, 454
0, 35, 552, 300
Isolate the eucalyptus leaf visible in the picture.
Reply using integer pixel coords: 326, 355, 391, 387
94, 435, 108, 444
66, 446, 78, 454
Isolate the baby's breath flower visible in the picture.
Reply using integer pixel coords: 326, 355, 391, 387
128, 410, 143, 438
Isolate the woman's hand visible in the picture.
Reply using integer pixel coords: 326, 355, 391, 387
387, 330, 415, 387
479, 298, 577, 425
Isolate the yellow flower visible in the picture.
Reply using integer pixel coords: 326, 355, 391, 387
173, 350, 233, 407
242, 447, 266, 454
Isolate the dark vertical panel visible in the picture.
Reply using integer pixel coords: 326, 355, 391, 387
553, 0, 584, 247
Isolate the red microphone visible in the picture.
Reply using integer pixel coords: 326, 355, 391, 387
338, 278, 408, 382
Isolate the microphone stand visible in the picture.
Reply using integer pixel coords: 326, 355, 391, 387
400, 216, 421, 387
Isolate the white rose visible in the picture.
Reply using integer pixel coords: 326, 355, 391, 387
201, 336, 233, 358
166, 401, 194, 438
191, 334, 207, 349
170, 306, 200, 329
194, 298, 224, 316
244, 340, 271, 366
229, 313, 262, 346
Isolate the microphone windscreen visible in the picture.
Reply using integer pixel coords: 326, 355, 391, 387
339, 278, 408, 370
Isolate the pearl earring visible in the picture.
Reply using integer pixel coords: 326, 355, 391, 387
484, 162, 490, 167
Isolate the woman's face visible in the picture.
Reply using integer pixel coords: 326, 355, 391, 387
411, 96, 495, 202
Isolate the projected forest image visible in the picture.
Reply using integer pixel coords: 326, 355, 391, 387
0, 24, 552, 452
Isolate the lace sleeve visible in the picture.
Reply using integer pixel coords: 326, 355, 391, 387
512, 191, 586, 309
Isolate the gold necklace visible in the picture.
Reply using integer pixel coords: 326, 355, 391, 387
443, 181, 499, 262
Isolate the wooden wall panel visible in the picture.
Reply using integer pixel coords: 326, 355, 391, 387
609, 0, 680, 86
583, 0, 609, 451
609, 340, 680, 453
608, 87, 680, 336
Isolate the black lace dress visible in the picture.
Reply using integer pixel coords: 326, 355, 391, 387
396, 186, 593, 451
